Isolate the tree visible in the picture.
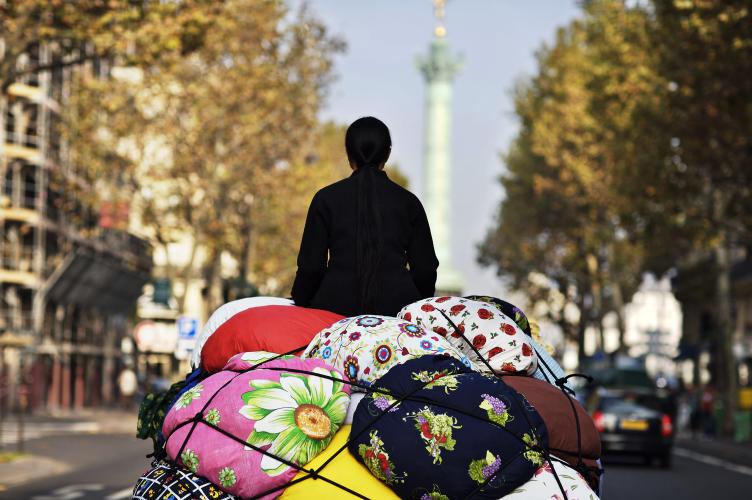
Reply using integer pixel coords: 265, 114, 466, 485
0, 0, 220, 94
63, 0, 344, 315
481, 0, 751, 435
479, 1, 654, 360
637, 0, 752, 434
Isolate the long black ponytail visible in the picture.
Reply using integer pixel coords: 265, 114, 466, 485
345, 117, 391, 313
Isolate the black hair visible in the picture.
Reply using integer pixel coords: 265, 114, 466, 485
345, 117, 391, 312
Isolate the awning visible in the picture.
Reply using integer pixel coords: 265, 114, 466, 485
45, 249, 150, 314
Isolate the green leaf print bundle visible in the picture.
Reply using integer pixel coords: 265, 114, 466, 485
357, 430, 407, 485
468, 451, 503, 485
411, 369, 461, 394
240, 368, 349, 476
479, 393, 513, 427
405, 407, 461, 464
160, 354, 352, 498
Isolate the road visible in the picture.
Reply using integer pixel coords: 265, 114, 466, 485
0, 434, 150, 500
1, 433, 751, 499
603, 448, 752, 500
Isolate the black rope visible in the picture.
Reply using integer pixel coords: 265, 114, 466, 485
533, 346, 553, 383
160, 313, 600, 499
435, 307, 580, 499
435, 309, 544, 441
250, 470, 370, 500
171, 345, 312, 471
554, 373, 593, 472
249, 368, 440, 500
165, 343, 446, 499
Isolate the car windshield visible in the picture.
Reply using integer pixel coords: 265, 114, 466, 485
600, 394, 665, 414
594, 369, 654, 388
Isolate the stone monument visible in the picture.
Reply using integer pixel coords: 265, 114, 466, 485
418, 0, 464, 294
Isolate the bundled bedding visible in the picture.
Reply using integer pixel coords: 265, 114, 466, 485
398, 297, 539, 376
349, 355, 549, 498
199, 304, 343, 372
302, 315, 477, 389
134, 295, 601, 499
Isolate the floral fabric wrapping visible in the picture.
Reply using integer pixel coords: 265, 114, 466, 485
162, 352, 350, 499
398, 297, 539, 375
504, 459, 599, 499
133, 460, 237, 500
465, 295, 566, 384
464, 295, 534, 337
349, 355, 549, 499
137, 378, 189, 451
302, 315, 476, 392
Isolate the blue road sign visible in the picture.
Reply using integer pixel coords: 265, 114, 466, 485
177, 316, 199, 339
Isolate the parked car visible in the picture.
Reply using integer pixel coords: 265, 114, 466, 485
592, 367, 655, 389
587, 387, 675, 467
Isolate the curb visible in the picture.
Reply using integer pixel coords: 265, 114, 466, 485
5, 411, 138, 436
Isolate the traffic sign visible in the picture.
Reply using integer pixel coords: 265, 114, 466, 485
177, 316, 199, 339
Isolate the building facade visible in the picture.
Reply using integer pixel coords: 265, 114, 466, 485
674, 250, 752, 388
0, 43, 151, 414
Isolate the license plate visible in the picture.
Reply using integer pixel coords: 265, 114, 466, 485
620, 419, 649, 431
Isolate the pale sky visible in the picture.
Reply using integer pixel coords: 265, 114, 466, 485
303, 0, 580, 297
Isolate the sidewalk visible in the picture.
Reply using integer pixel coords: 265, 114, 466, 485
675, 435, 752, 468
0, 408, 138, 489
0, 454, 71, 489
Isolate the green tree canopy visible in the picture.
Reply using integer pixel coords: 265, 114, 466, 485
0, 0, 220, 93
63, 0, 344, 313
480, 0, 654, 355
481, 0, 752, 434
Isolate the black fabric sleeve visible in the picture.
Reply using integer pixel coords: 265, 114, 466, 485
406, 199, 439, 298
291, 192, 328, 306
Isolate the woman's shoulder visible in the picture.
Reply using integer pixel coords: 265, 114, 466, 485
384, 178, 423, 208
314, 176, 353, 199
313, 172, 422, 208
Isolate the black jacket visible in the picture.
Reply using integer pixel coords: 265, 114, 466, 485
291, 168, 439, 317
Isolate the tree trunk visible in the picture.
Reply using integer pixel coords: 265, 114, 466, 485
203, 249, 224, 318
714, 236, 736, 436
238, 218, 253, 283
712, 187, 737, 437
604, 242, 627, 353
175, 236, 200, 315
612, 282, 627, 353
577, 295, 588, 369
597, 320, 606, 353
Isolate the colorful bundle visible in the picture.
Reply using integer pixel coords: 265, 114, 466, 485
133, 295, 600, 499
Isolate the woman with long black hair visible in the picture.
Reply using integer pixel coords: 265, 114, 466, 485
291, 116, 439, 317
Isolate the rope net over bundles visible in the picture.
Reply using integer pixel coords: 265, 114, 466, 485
156, 311, 599, 500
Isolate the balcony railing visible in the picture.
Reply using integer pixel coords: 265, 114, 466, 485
4, 131, 40, 149
0, 310, 34, 332
0, 247, 37, 273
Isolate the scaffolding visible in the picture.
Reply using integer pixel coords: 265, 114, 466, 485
0, 42, 152, 422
